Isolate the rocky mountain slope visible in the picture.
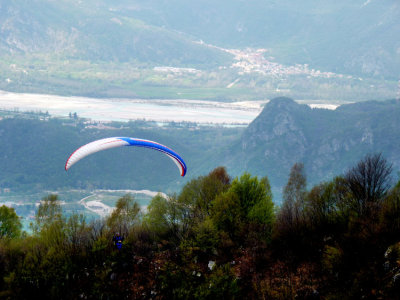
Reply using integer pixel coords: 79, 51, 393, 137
219, 97, 400, 199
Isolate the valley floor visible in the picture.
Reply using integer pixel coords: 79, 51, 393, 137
0, 90, 341, 125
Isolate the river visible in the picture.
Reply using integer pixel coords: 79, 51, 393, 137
0, 90, 341, 125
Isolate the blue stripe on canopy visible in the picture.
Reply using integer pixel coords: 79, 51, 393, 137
118, 137, 187, 176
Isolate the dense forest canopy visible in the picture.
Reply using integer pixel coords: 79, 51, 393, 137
1, 155, 400, 298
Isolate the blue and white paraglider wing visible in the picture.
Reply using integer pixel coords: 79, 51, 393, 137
65, 137, 187, 176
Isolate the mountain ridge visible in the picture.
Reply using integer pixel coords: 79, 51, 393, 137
0, 0, 231, 67
218, 97, 400, 199
0, 0, 398, 100
114, 0, 400, 78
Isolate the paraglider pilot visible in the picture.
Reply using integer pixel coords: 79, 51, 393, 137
112, 232, 124, 250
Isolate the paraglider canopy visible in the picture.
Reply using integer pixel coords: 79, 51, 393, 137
65, 137, 187, 176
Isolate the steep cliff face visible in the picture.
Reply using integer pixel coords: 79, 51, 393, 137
243, 97, 310, 165
220, 97, 400, 200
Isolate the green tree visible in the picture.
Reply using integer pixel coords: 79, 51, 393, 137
380, 180, 400, 243
0, 205, 22, 239
144, 193, 192, 243
65, 213, 90, 257
178, 166, 231, 225
11, 194, 71, 299
247, 176, 274, 226
107, 194, 141, 236
192, 217, 219, 254
211, 189, 242, 240
143, 193, 170, 237
30, 194, 63, 234
274, 163, 308, 261
212, 172, 275, 243
144, 167, 231, 244
276, 163, 307, 232
305, 177, 348, 239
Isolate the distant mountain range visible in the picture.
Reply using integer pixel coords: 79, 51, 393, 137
1, 98, 399, 202
1, 0, 399, 77
0, 0, 230, 68
115, 0, 400, 79
0, 0, 399, 99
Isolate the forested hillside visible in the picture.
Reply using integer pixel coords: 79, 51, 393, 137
0, 0, 230, 68
1, 0, 398, 100
115, 0, 400, 78
0, 114, 240, 193
2, 0, 399, 78
1, 97, 400, 200
1, 155, 400, 298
